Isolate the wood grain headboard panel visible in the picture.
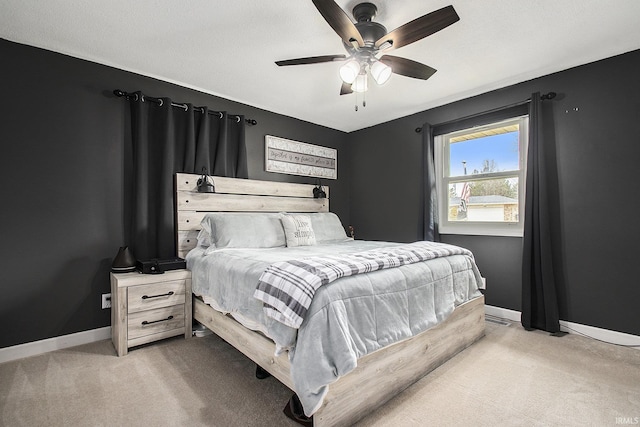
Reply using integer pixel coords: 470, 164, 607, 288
175, 173, 329, 258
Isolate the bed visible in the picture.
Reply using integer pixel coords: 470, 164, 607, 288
175, 173, 485, 426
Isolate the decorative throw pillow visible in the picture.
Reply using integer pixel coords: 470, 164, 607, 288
281, 214, 316, 247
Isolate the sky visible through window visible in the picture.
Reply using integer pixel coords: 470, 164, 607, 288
449, 131, 519, 177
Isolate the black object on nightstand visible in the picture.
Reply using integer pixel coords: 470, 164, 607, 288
136, 257, 186, 274
111, 246, 136, 273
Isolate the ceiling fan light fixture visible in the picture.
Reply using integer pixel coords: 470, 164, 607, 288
371, 60, 392, 85
339, 59, 360, 84
352, 73, 368, 93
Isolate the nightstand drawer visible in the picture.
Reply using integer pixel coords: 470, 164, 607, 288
127, 279, 186, 313
127, 304, 185, 341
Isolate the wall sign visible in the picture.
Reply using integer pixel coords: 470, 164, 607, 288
265, 135, 337, 179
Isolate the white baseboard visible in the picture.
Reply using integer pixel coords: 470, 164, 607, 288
485, 305, 521, 323
485, 305, 640, 349
0, 327, 112, 364
3, 306, 639, 364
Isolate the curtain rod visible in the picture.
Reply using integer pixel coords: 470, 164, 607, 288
414, 91, 556, 133
113, 89, 257, 126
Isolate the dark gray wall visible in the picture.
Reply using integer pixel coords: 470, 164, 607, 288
0, 39, 348, 348
2, 37, 638, 348
348, 49, 640, 336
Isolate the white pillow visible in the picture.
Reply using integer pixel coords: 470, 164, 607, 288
199, 213, 286, 248
281, 214, 316, 247
197, 227, 213, 248
309, 212, 349, 242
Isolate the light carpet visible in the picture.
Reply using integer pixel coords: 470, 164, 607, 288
1, 321, 638, 426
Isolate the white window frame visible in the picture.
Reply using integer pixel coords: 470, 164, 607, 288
434, 116, 528, 237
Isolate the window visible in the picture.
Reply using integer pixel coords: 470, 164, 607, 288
434, 116, 528, 236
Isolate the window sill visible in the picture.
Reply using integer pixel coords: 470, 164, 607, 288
439, 223, 523, 237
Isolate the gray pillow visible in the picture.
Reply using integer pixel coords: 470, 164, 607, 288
199, 213, 286, 248
308, 212, 348, 243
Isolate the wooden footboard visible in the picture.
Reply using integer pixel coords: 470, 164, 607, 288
194, 295, 485, 427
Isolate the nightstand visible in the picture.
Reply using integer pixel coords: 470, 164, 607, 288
110, 269, 192, 356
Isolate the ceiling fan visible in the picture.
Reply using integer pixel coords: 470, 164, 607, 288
275, 0, 460, 97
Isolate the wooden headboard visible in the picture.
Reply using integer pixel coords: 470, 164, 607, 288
175, 173, 329, 258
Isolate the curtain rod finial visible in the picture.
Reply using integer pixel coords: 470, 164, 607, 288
541, 92, 557, 100
415, 127, 422, 133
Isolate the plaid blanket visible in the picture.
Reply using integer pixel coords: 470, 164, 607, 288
253, 241, 473, 329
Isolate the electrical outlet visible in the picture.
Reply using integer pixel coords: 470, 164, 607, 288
102, 293, 111, 309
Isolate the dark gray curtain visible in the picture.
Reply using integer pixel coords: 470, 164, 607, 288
127, 92, 247, 260
521, 92, 560, 333
421, 123, 440, 242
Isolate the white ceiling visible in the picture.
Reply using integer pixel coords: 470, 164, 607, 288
2, 0, 640, 132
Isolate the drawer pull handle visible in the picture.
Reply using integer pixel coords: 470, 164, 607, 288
141, 291, 174, 300
141, 315, 174, 326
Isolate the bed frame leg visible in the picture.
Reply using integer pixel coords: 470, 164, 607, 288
255, 364, 272, 379
283, 394, 313, 426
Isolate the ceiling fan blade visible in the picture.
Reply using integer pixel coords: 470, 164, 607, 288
340, 82, 353, 95
275, 54, 346, 66
375, 5, 459, 51
380, 55, 437, 80
312, 0, 365, 48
